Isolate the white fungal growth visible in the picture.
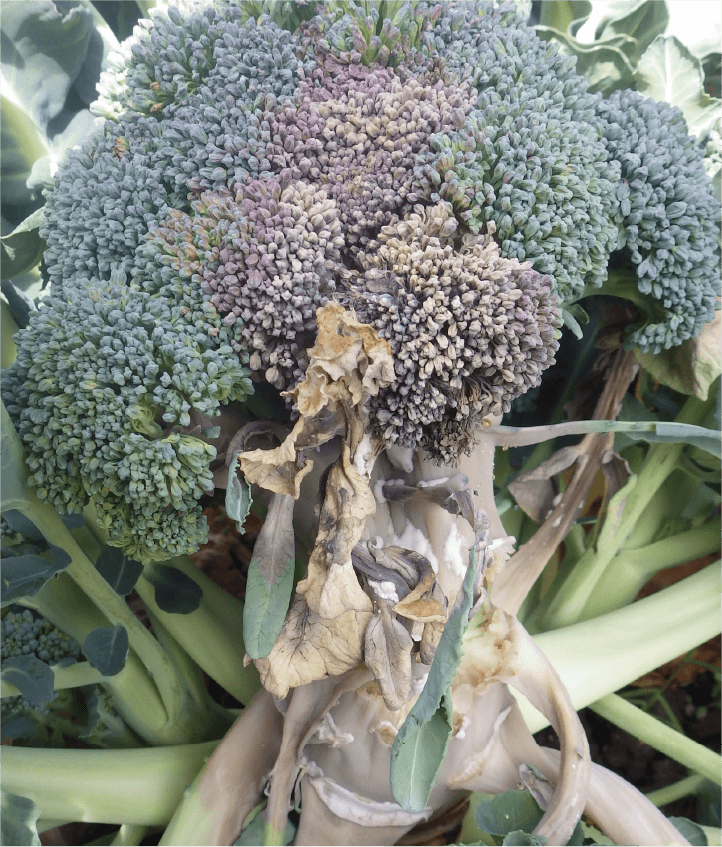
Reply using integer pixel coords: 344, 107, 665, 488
391, 523, 440, 574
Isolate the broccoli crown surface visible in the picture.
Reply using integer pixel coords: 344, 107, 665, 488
2, 273, 252, 562
5, 0, 720, 558
596, 89, 720, 352
1, 608, 80, 665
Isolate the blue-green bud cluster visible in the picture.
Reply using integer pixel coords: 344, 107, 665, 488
412, 2, 621, 297
596, 90, 720, 352
2, 273, 252, 562
2, 609, 80, 665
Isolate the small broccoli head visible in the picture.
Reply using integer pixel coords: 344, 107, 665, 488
594, 89, 721, 353
1, 608, 81, 665
2, 275, 252, 563
340, 204, 561, 460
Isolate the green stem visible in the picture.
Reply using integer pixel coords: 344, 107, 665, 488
589, 693, 721, 786
1, 741, 219, 825
135, 556, 261, 705
577, 517, 722, 621
19, 573, 172, 745
10, 492, 187, 729
82, 504, 261, 705
562, 522, 587, 563
539, 395, 712, 631
509, 563, 721, 733
646, 774, 706, 807
110, 824, 148, 846
263, 823, 286, 846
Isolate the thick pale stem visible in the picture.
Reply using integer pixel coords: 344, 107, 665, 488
497, 704, 691, 847
161, 690, 283, 846
265, 669, 373, 843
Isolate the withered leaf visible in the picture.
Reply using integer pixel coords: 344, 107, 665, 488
243, 493, 296, 660
351, 544, 410, 600
248, 304, 395, 696
381, 481, 476, 528
364, 602, 413, 711
393, 566, 447, 624
508, 446, 581, 523
368, 543, 427, 588
419, 619, 445, 665
254, 565, 373, 697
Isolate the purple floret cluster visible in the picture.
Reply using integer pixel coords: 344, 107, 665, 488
151, 53, 561, 460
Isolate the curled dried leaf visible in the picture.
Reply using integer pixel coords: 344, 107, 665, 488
364, 602, 414, 711
393, 568, 447, 624
250, 304, 395, 696
508, 446, 581, 523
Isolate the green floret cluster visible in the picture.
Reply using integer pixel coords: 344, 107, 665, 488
2, 273, 252, 563
1, 609, 81, 665
3, 0, 720, 561
1, 609, 81, 741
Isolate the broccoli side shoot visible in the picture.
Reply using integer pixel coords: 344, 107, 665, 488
1, 608, 82, 746
594, 90, 721, 352
2, 275, 252, 563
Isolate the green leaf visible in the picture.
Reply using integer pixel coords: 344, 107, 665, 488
1, 656, 55, 708
0, 95, 49, 207
1, 510, 44, 542
0, 2, 93, 133
535, 25, 635, 94
669, 817, 707, 847
144, 563, 203, 614
0, 550, 69, 607
390, 538, 482, 811
538, 1, 592, 36
635, 313, 722, 402
390, 692, 454, 813
0, 208, 45, 281
594, 0, 669, 56
243, 492, 296, 659
474, 789, 584, 845
499, 419, 722, 459
226, 452, 253, 533
502, 833, 545, 846
0, 791, 41, 847
476, 791, 545, 839
94, 545, 143, 596
1, 401, 31, 505
636, 36, 721, 138
82, 625, 129, 677
560, 307, 586, 339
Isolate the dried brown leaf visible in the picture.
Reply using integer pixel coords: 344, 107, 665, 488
364, 603, 414, 711
508, 446, 582, 523
393, 566, 447, 624
249, 305, 396, 697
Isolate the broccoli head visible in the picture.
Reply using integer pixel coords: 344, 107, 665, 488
2, 273, 252, 563
1, 608, 82, 744
4, 0, 719, 562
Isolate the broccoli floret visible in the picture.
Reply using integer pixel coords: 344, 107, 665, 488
2, 273, 252, 562
412, 2, 622, 298
1, 608, 81, 665
5, 0, 720, 507
592, 90, 721, 352
1, 609, 82, 744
